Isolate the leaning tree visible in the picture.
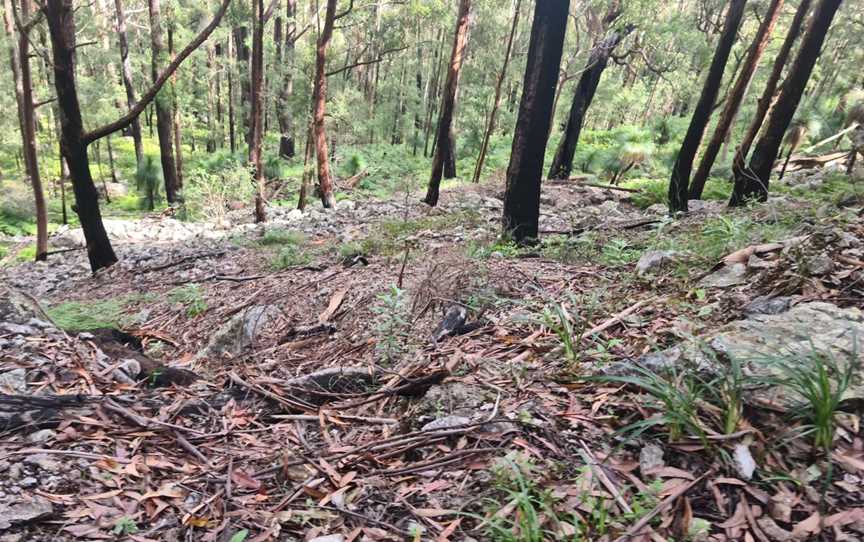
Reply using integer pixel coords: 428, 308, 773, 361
44, 0, 231, 272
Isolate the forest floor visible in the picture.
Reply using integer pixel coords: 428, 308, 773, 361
2, 168, 864, 541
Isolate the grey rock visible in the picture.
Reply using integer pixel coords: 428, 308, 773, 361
198, 304, 282, 358
0, 286, 50, 325
699, 263, 748, 288
18, 478, 36, 489
635, 250, 678, 276
0, 323, 35, 336
309, 536, 345, 542
27, 430, 56, 444
0, 498, 53, 530
639, 444, 665, 475
806, 253, 834, 276
733, 443, 756, 480
23, 454, 60, 472
0, 369, 26, 393
743, 296, 793, 316
422, 415, 472, 431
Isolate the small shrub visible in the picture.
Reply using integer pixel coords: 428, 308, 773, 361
47, 297, 132, 331
168, 284, 208, 317
271, 246, 312, 269
259, 229, 305, 246
372, 285, 412, 364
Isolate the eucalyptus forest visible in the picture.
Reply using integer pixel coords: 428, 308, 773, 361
1, 0, 864, 540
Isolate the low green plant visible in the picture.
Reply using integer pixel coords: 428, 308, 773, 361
259, 229, 305, 247
113, 517, 138, 536
168, 284, 208, 317
47, 296, 135, 331
763, 347, 858, 452
589, 364, 708, 443
599, 239, 640, 266
519, 292, 602, 365
271, 246, 313, 269
372, 285, 412, 364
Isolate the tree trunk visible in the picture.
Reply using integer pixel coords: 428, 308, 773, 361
690, 0, 785, 199
313, 0, 338, 208
730, 0, 842, 205
502, 0, 570, 242
206, 44, 218, 152
228, 36, 237, 153
732, 0, 811, 173
547, 26, 632, 180
3, 0, 48, 261
250, 0, 266, 222
233, 25, 251, 144
423, 0, 471, 206
668, 0, 746, 214
472, 0, 520, 184
114, 0, 144, 170
44, 0, 117, 271
277, 0, 296, 158
149, 0, 180, 204
168, 26, 184, 192
423, 27, 445, 157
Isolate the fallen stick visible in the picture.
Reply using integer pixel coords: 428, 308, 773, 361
578, 181, 642, 193
584, 298, 654, 340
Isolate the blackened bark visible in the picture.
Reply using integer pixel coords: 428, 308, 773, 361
424, 0, 471, 206
502, 0, 570, 242
730, 0, 842, 205
732, 0, 811, 173
149, 0, 180, 204
668, 0, 746, 213
690, 0, 785, 199
233, 25, 251, 144
114, 0, 144, 170
44, 0, 118, 271
547, 26, 632, 180
277, 0, 296, 159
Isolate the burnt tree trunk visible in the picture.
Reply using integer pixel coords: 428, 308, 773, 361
423, 0, 471, 206
690, 0, 785, 199
250, 0, 266, 222
277, 0, 296, 158
228, 36, 237, 153
472, 0, 521, 184
44, 0, 117, 271
114, 0, 144, 170
668, 0, 746, 214
547, 26, 632, 180
313, 0, 338, 208
502, 0, 570, 242
732, 0, 811, 173
233, 25, 251, 144
168, 26, 184, 191
149, 0, 180, 204
44, 0, 230, 272
730, 0, 842, 205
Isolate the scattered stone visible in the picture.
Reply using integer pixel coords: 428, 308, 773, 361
0, 369, 27, 393
639, 443, 665, 475
18, 477, 36, 489
422, 415, 472, 432
699, 263, 748, 288
744, 296, 793, 316
198, 305, 282, 358
733, 443, 757, 480
0, 286, 50, 325
635, 250, 678, 276
27, 430, 56, 444
23, 454, 60, 472
309, 535, 344, 542
806, 253, 834, 276
0, 498, 53, 530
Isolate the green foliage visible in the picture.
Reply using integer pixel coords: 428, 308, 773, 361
762, 347, 858, 452
519, 292, 602, 365
47, 296, 137, 331
599, 239, 641, 266
184, 162, 255, 222
271, 246, 312, 269
372, 285, 412, 364
168, 284, 208, 317
259, 229, 305, 246
112, 517, 138, 536
589, 364, 708, 443
135, 155, 162, 211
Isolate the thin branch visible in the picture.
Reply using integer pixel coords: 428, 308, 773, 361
326, 44, 408, 77
83, 0, 231, 144
33, 97, 55, 108
334, 0, 353, 20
